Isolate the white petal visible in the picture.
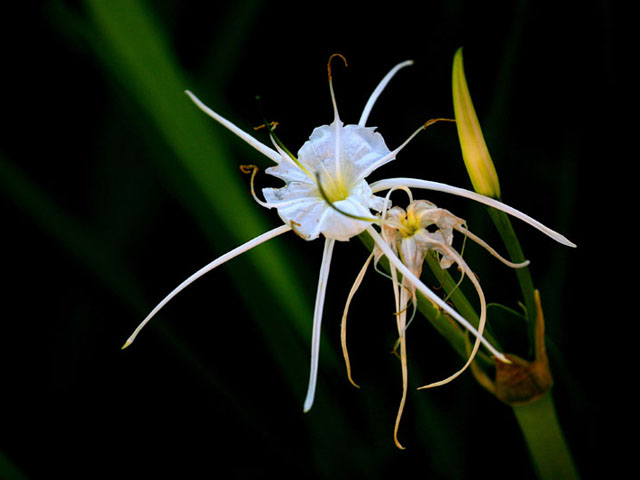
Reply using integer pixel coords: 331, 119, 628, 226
297, 122, 392, 184
317, 202, 369, 241
122, 224, 292, 348
359, 60, 414, 127
274, 198, 329, 241
264, 179, 377, 241
265, 154, 315, 185
185, 90, 281, 164
303, 238, 336, 412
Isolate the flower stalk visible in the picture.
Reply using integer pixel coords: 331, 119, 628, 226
513, 393, 580, 480
452, 47, 579, 478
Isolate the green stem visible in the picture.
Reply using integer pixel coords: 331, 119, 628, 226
489, 209, 580, 477
512, 393, 580, 480
487, 207, 538, 350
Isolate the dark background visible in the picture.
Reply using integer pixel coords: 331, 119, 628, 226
1, 1, 620, 478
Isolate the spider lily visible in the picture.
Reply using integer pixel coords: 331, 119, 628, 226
342, 189, 532, 448
122, 56, 575, 418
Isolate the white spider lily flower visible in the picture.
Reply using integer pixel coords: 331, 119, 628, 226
123, 56, 575, 421
122, 57, 419, 413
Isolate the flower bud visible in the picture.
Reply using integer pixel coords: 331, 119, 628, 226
452, 48, 501, 199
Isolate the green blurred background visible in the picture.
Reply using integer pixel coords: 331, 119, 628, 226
1, 0, 618, 478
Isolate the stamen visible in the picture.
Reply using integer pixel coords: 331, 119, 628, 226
289, 220, 308, 240
122, 224, 292, 348
255, 96, 316, 180
327, 54, 348, 194
392, 302, 412, 317
403, 293, 419, 331
239, 164, 270, 208
253, 122, 279, 131
424, 117, 456, 128
372, 257, 397, 283
442, 265, 466, 304
239, 165, 306, 210
327, 54, 348, 117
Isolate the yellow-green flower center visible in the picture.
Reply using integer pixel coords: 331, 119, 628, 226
319, 175, 350, 203
397, 207, 422, 238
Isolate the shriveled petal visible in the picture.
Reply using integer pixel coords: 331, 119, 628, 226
341, 252, 375, 389
393, 284, 411, 450
416, 206, 465, 233
418, 239, 488, 389
414, 230, 457, 269
399, 235, 426, 279
366, 225, 508, 362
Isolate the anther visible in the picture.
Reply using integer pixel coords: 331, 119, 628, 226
327, 53, 348, 81
423, 118, 456, 129
253, 122, 279, 131
239, 164, 270, 208
239, 164, 258, 175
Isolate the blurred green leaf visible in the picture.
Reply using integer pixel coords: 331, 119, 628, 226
0, 153, 145, 311
84, 0, 318, 365
82, 0, 370, 472
0, 449, 28, 480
